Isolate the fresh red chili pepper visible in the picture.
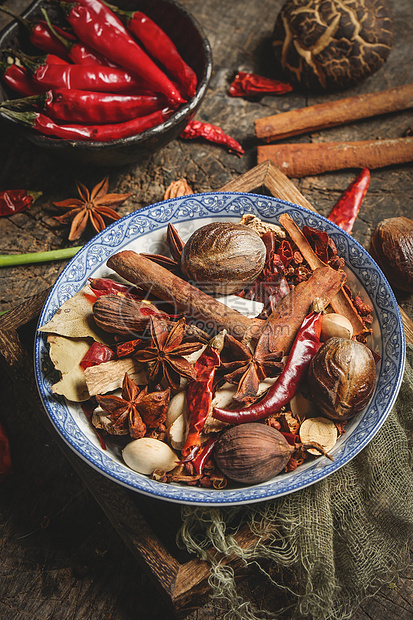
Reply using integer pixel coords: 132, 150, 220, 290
79, 341, 116, 369
66, 0, 129, 32
0, 61, 44, 96
213, 311, 322, 424
6, 89, 166, 124
0, 189, 42, 217
59, 1, 185, 105
0, 420, 13, 480
229, 71, 293, 97
40, 54, 70, 66
104, 2, 197, 98
327, 168, 371, 234
180, 120, 245, 155
10, 52, 153, 94
181, 346, 221, 459
191, 435, 219, 475
41, 7, 117, 68
1, 106, 173, 142
0, 5, 74, 59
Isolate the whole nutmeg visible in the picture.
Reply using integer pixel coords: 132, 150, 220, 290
180, 222, 266, 295
272, 0, 394, 91
307, 337, 376, 421
370, 216, 413, 293
214, 422, 294, 484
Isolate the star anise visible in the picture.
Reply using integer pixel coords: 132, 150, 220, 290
142, 223, 185, 273
219, 328, 283, 404
133, 316, 204, 389
95, 373, 170, 439
53, 177, 132, 241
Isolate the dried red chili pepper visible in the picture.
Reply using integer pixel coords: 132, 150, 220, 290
79, 341, 116, 369
0, 420, 13, 480
239, 231, 290, 314
7, 89, 166, 124
213, 311, 322, 424
302, 226, 340, 265
0, 6, 74, 59
181, 345, 221, 458
1, 106, 172, 142
229, 71, 293, 97
327, 168, 371, 234
0, 189, 41, 217
191, 435, 219, 475
116, 339, 145, 358
59, 1, 185, 104
9, 51, 152, 94
0, 61, 43, 97
105, 2, 197, 98
278, 239, 294, 268
89, 277, 144, 299
181, 120, 245, 155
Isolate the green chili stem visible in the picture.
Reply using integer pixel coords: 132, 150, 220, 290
0, 246, 82, 268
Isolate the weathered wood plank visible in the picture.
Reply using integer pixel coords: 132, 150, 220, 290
0, 0, 412, 618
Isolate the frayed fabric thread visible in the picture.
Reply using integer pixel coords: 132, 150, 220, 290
177, 344, 413, 620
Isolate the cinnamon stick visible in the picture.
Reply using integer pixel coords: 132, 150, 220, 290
255, 83, 413, 142
107, 251, 264, 341
259, 265, 346, 355
257, 137, 413, 177
279, 213, 368, 337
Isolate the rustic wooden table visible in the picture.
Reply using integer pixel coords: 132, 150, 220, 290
0, 1, 412, 619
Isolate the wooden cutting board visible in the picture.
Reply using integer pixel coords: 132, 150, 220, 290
0, 161, 411, 618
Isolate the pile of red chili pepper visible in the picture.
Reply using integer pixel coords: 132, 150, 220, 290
0, 0, 198, 141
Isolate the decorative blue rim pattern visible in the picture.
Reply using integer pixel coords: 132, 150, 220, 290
34, 192, 406, 506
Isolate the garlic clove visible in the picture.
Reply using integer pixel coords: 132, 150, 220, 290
166, 390, 188, 427
203, 383, 238, 433
167, 413, 188, 450
122, 437, 179, 475
320, 313, 353, 341
299, 417, 338, 456
290, 388, 319, 421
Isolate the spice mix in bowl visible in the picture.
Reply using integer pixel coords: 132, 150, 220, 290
34, 192, 405, 506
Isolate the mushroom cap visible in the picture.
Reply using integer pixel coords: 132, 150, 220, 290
272, 0, 394, 91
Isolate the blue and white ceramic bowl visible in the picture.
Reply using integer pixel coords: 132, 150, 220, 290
34, 192, 405, 506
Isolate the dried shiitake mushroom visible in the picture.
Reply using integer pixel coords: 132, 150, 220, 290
180, 222, 266, 295
370, 216, 413, 293
272, 0, 394, 91
307, 337, 376, 421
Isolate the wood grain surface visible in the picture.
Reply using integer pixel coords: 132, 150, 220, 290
0, 1, 412, 619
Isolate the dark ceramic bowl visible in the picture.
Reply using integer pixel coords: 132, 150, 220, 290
0, 0, 212, 166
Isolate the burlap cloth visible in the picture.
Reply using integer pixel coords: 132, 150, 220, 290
178, 343, 413, 620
